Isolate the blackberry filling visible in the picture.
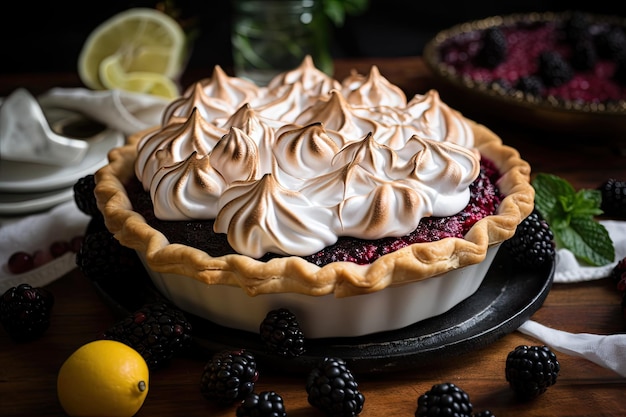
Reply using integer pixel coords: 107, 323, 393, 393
437, 14, 626, 106
126, 157, 503, 267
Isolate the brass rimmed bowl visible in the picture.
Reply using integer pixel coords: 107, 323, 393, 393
423, 11, 626, 138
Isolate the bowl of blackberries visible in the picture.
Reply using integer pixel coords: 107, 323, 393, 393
423, 11, 626, 136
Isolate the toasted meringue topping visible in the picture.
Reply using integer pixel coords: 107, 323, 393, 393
295, 91, 381, 140
341, 66, 408, 108
193, 65, 259, 107
405, 90, 475, 147
151, 152, 226, 219
135, 108, 225, 190
266, 55, 342, 96
214, 173, 337, 257
135, 56, 480, 258
162, 83, 233, 125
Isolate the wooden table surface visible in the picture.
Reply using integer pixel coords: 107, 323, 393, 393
1, 57, 626, 416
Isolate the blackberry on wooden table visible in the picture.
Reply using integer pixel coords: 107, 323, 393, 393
0, 283, 54, 342
102, 302, 193, 369
236, 391, 287, 417
260, 307, 306, 358
200, 349, 258, 405
415, 382, 473, 417
598, 178, 626, 218
306, 357, 365, 417
505, 345, 560, 400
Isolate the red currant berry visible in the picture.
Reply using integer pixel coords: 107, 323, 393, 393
69, 235, 84, 253
49, 241, 71, 258
32, 250, 54, 268
7, 251, 35, 274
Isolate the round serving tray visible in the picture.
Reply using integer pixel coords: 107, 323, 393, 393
422, 11, 626, 138
91, 245, 554, 375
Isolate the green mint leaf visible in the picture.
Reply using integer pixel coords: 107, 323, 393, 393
533, 173, 575, 224
572, 189, 604, 217
556, 216, 615, 266
532, 173, 615, 266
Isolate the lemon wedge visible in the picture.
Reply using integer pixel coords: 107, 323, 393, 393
78, 7, 185, 98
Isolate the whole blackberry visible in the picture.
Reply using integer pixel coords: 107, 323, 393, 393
571, 38, 597, 70
201, 349, 258, 405
503, 211, 555, 269
76, 230, 141, 280
475, 27, 508, 68
260, 308, 306, 357
595, 26, 626, 60
73, 174, 101, 218
102, 302, 193, 369
415, 382, 473, 417
236, 391, 287, 417
306, 357, 365, 417
564, 11, 592, 45
538, 51, 573, 87
598, 178, 626, 218
515, 75, 544, 97
505, 345, 560, 400
0, 283, 54, 342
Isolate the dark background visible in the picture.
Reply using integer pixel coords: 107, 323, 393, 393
1, 0, 623, 75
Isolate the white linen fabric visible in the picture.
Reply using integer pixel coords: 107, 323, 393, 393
518, 320, 626, 377
1, 87, 166, 291
0, 200, 89, 293
38, 87, 169, 136
553, 220, 626, 283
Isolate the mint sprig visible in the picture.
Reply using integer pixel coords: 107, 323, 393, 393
532, 173, 614, 266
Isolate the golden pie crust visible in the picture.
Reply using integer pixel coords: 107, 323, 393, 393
94, 119, 533, 298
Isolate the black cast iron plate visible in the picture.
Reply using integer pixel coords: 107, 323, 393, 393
93, 249, 554, 375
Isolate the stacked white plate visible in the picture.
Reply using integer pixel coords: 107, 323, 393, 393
0, 110, 124, 216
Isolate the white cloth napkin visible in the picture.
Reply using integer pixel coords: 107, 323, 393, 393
554, 220, 626, 283
0, 200, 90, 293
38, 87, 169, 136
520, 219, 626, 377
518, 320, 626, 377
0, 87, 168, 292
0, 89, 88, 165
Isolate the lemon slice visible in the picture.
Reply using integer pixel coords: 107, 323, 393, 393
99, 54, 180, 98
78, 7, 185, 95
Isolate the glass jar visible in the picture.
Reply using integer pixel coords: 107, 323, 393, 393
231, 0, 333, 86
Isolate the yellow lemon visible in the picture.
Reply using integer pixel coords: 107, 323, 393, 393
57, 340, 149, 417
78, 7, 185, 97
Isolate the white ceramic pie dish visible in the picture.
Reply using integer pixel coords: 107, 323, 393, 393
94, 61, 534, 342
139, 245, 499, 338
